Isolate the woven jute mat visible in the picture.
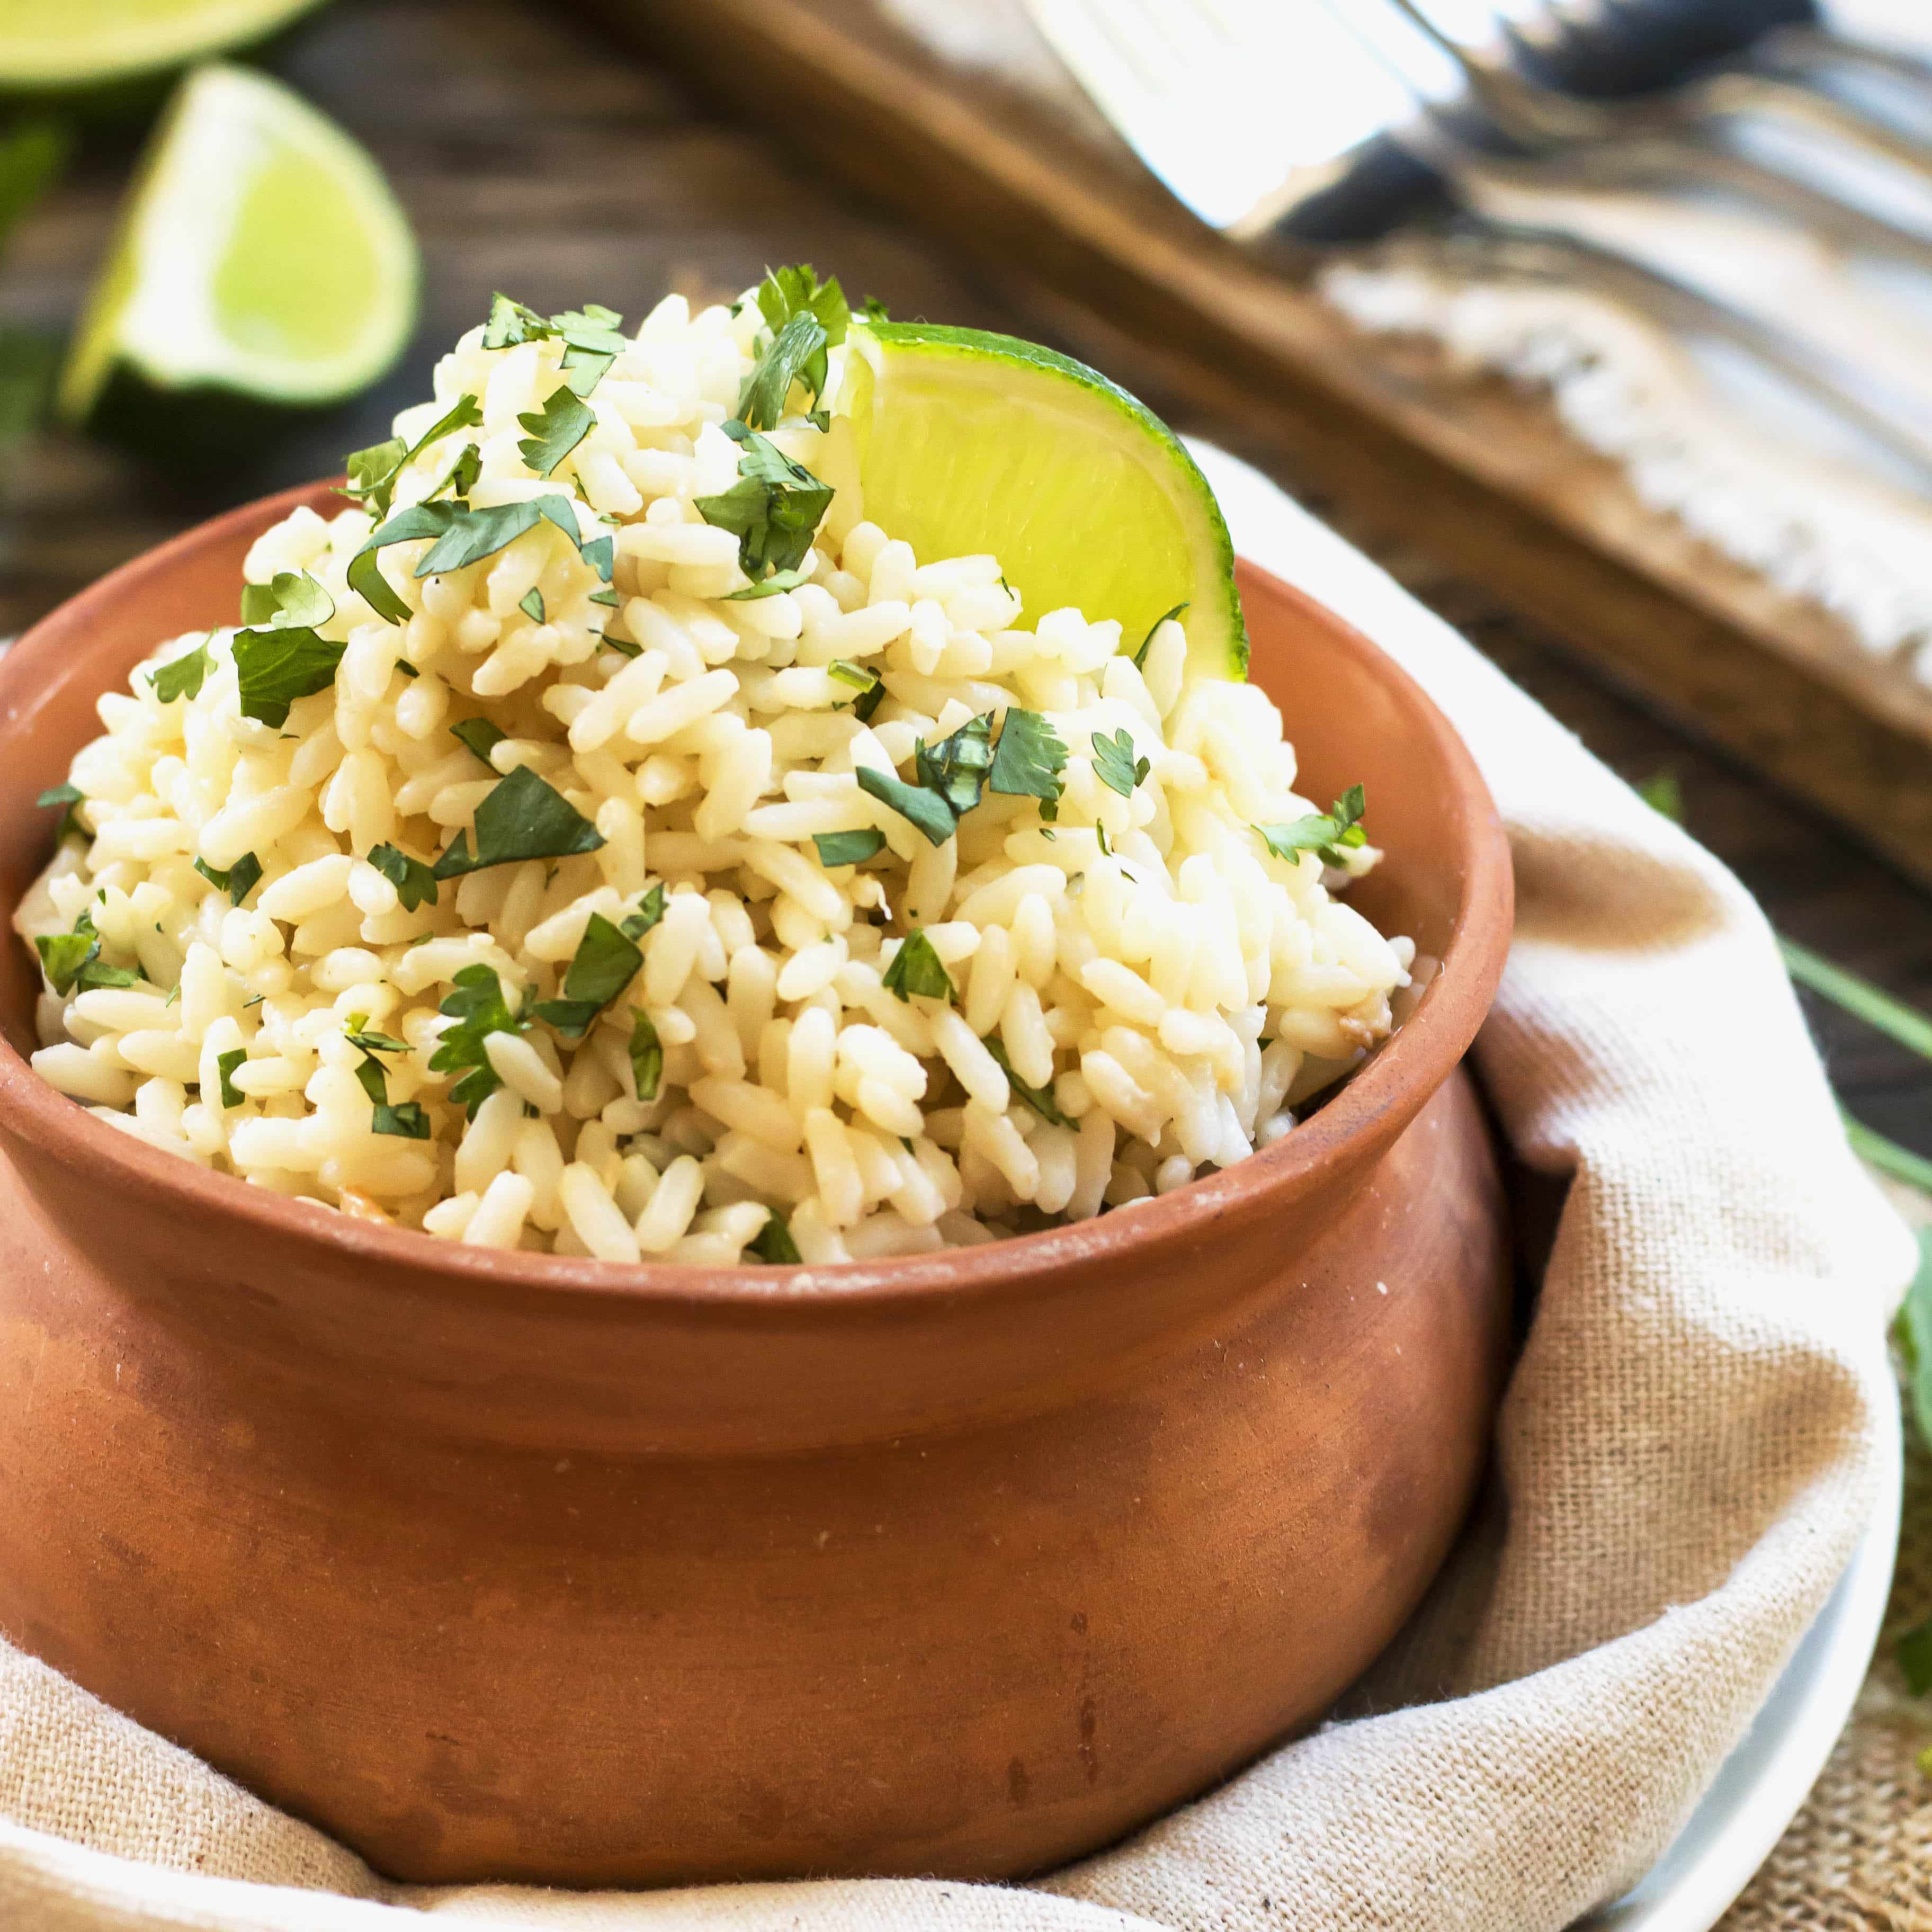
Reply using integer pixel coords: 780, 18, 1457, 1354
1722, 1186, 1932, 1931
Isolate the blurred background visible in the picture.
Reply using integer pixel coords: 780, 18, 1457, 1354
4, 0, 1932, 1167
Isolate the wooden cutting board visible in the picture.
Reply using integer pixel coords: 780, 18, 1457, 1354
589, 0, 1932, 886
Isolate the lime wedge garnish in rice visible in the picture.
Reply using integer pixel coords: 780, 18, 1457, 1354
0, 0, 327, 93
56, 62, 416, 426
835, 319, 1247, 681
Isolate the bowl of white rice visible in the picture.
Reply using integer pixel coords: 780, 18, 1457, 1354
0, 287, 1513, 1888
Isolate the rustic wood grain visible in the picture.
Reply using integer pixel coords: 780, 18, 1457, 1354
598, 0, 1932, 890
0, 0, 1926, 1157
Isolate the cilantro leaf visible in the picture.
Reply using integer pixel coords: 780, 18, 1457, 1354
813, 828, 885, 869
215, 1048, 247, 1110
852, 677, 886, 724
149, 635, 213, 703
721, 566, 811, 603
366, 843, 438, 913
232, 627, 345, 729
748, 1210, 802, 1264
988, 708, 1066, 808
827, 659, 878, 693
859, 296, 890, 324
195, 851, 262, 905
628, 1006, 663, 1102
620, 882, 667, 941
519, 587, 546, 624
916, 713, 993, 819
342, 392, 483, 520
345, 1022, 409, 1054
348, 494, 585, 627
530, 911, 643, 1040
374, 1101, 432, 1139
881, 928, 954, 1003
582, 532, 614, 583
856, 764, 955, 847
694, 422, 832, 582
1132, 601, 1187, 672
34, 929, 95, 996
517, 385, 594, 477
432, 765, 607, 880
427, 963, 527, 1116
484, 296, 627, 397
450, 716, 507, 767
37, 781, 85, 843
755, 264, 849, 350
983, 1035, 1069, 1126
240, 570, 335, 631
1255, 785, 1369, 870
1092, 728, 1150, 800
738, 310, 829, 431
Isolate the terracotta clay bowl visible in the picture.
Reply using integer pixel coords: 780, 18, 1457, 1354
0, 482, 1514, 1889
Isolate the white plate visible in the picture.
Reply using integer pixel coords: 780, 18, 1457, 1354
1582, 1387, 1902, 1932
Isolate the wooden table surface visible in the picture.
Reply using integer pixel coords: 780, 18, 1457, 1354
2, 0, 1929, 1158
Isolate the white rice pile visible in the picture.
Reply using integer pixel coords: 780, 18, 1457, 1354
14, 273, 1414, 1265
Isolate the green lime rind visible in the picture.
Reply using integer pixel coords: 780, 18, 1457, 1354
0, 0, 328, 92
840, 319, 1247, 682
58, 61, 416, 425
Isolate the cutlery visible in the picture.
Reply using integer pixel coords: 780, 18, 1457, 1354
1022, 0, 1932, 481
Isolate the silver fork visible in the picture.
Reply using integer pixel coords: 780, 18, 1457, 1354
1021, 0, 1932, 484
1394, 0, 1932, 197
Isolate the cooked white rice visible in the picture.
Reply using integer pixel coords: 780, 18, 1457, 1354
14, 279, 1414, 1265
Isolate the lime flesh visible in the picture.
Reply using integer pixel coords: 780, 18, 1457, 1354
57, 62, 416, 420
0, 0, 326, 90
838, 320, 1246, 681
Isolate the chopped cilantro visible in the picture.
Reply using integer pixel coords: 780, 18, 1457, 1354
858, 294, 890, 324
149, 634, 213, 703
530, 911, 643, 1040
366, 843, 438, 913
722, 566, 811, 603
432, 765, 607, 880
813, 828, 886, 869
628, 1007, 663, 1102
1256, 785, 1368, 870
232, 626, 345, 729
37, 781, 85, 843
987, 707, 1066, 811
916, 712, 993, 819
827, 658, 879, 693
1092, 728, 1150, 800
517, 385, 594, 477
856, 764, 955, 847
374, 1101, 432, 1139
342, 392, 483, 520
983, 1035, 1070, 1126
345, 1021, 409, 1054
34, 929, 95, 996
1132, 601, 1187, 672
881, 928, 954, 1003
215, 1048, 246, 1110
240, 570, 334, 631
694, 422, 833, 582
194, 851, 263, 906
853, 676, 887, 724
348, 494, 585, 628
748, 1210, 802, 1264
483, 294, 627, 395
755, 264, 849, 352
738, 310, 829, 431
620, 883, 667, 941
427, 964, 527, 1116
519, 587, 546, 624
450, 715, 508, 767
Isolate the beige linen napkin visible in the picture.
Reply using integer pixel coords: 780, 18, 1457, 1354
0, 450, 1913, 1932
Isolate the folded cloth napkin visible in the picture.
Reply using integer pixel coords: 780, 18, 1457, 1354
0, 452, 1913, 1932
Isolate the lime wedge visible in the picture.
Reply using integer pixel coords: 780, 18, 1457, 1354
837, 319, 1247, 679
57, 62, 416, 424
0, 0, 326, 93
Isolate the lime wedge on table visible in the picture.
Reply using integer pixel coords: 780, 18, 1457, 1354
57, 62, 416, 425
838, 320, 1247, 680
0, 0, 327, 92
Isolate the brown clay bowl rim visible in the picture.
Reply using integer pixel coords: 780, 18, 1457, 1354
0, 480, 1514, 1317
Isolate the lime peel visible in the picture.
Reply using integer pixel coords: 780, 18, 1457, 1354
0, 0, 328, 91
